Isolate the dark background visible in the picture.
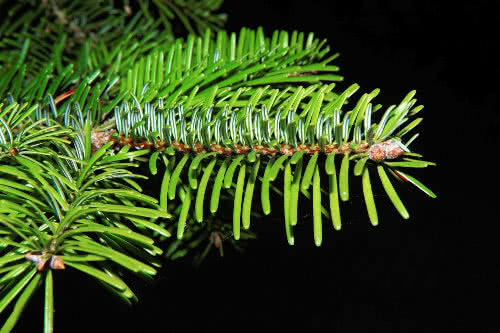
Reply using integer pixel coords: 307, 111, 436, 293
15, 1, 497, 331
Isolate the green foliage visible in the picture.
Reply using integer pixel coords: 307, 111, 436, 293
0, 1, 436, 331
0, 0, 225, 81
0, 117, 171, 327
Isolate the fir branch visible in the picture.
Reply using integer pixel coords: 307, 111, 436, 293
0, 121, 170, 330
0, 2, 437, 331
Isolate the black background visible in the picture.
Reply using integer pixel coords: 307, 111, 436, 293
13, 1, 497, 332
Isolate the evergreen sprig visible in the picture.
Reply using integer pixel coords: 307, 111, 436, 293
103, 84, 435, 246
0, 0, 225, 78
0, 2, 436, 331
0, 116, 170, 330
